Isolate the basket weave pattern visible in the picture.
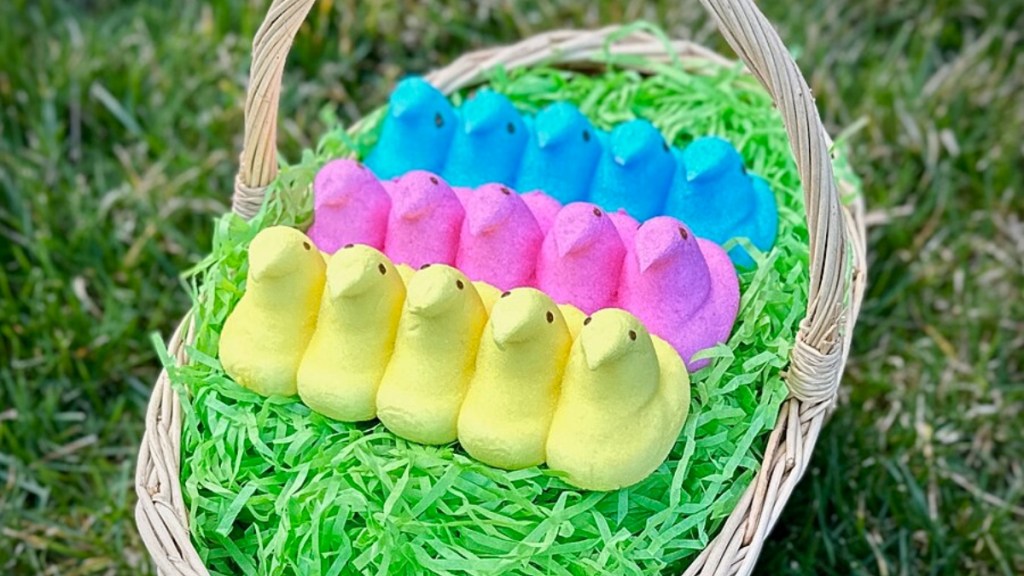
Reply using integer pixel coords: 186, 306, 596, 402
135, 1, 868, 574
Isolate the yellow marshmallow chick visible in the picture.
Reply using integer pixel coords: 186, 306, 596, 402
395, 263, 416, 286
219, 226, 326, 397
558, 303, 586, 340
296, 245, 406, 421
545, 308, 690, 491
376, 264, 487, 444
458, 288, 573, 469
473, 281, 502, 314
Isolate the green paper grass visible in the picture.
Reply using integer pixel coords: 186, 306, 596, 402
164, 46, 861, 575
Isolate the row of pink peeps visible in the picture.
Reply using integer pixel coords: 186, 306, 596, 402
307, 158, 739, 370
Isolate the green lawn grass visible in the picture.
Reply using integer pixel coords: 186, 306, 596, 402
1, 0, 1021, 574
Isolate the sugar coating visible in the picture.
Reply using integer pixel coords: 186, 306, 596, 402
219, 226, 326, 397
588, 119, 675, 221
664, 136, 778, 267
618, 216, 739, 371
536, 202, 626, 314
308, 159, 391, 253
456, 183, 543, 290
384, 170, 465, 269
545, 308, 689, 491
365, 77, 457, 179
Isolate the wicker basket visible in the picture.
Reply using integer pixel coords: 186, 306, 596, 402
134, 0, 868, 574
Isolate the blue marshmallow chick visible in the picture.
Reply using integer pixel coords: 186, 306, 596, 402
365, 77, 457, 179
515, 102, 602, 204
442, 89, 529, 188
664, 136, 778, 267
588, 119, 676, 221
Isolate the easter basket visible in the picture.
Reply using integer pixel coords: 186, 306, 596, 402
135, 0, 867, 574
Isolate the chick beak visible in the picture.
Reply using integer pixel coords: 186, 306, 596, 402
491, 306, 531, 348
394, 192, 430, 220
328, 264, 373, 299
249, 245, 292, 281
580, 326, 625, 371
406, 274, 452, 318
467, 202, 506, 236
554, 225, 592, 258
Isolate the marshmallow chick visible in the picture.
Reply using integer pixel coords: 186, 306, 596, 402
515, 102, 602, 204
296, 245, 406, 421
607, 208, 640, 249
365, 77, 457, 179
664, 136, 778, 267
219, 226, 326, 397
442, 89, 528, 187
520, 190, 562, 236
588, 119, 675, 221
376, 264, 487, 444
618, 217, 739, 371
545, 309, 689, 491
383, 171, 465, 269
535, 202, 626, 314
307, 159, 391, 254
458, 288, 573, 469
455, 183, 543, 290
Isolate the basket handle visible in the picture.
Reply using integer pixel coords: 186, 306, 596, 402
233, 0, 849, 403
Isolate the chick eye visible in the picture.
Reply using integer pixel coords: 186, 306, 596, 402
500, 291, 511, 298
583, 317, 592, 326
500, 186, 511, 196
506, 122, 516, 134
628, 330, 637, 341
582, 129, 591, 142
302, 241, 311, 250
546, 311, 555, 323
456, 279, 465, 290
429, 176, 439, 185
344, 243, 355, 249
420, 263, 432, 270
434, 112, 444, 128
592, 207, 602, 217
378, 263, 387, 275
679, 227, 688, 240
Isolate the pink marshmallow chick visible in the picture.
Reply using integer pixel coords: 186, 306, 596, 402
455, 183, 544, 291
453, 186, 475, 207
607, 208, 640, 248
307, 159, 392, 254
383, 170, 466, 269
520, 190, 562, 235
617, 216, 739, 371
535, 202, 626, 314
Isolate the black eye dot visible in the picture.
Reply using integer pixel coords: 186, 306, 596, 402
456, 279, 465, 290
546, 311, 555, 323
500, 291, 511, 298
592, 207, 602, 217
679, 227, 688, 240
500, 186, 511, 196
435, 112, 444, 128
302, 241, 311, 250
582, 129, 591, 142
420, 263, 432, 270
628, 330, 637, 341
378, 263, 387, 275
506, 122, 516, 134
429, 176, 438, 185
583, 317, 592, 326
344, 243, 355, 249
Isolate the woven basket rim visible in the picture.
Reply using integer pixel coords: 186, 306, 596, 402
136, 5, 869, 576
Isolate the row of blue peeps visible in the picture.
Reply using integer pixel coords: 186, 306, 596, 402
365, 77, 778, 267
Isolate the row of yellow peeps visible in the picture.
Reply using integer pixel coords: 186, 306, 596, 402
219, 226, 691, 491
